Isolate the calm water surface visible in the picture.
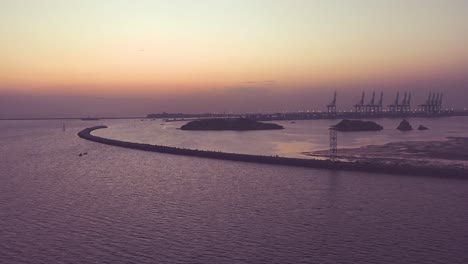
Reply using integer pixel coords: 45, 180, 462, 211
1, 119, 467, 264
95, 117, 468, 157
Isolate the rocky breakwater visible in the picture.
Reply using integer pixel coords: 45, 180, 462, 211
77, 126, 467, 178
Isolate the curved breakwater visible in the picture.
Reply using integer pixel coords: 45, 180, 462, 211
78, 126, 467, 178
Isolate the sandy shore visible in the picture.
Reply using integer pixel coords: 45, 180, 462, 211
306, 137, 468, 170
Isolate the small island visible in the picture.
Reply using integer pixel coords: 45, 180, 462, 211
331, 119, 383, 132
180, 118, 284, 131
397, 119, 413, 131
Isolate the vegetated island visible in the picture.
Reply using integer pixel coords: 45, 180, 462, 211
180, 118, 284, 131
332, 119, 383, 132
78, 126, 466, 178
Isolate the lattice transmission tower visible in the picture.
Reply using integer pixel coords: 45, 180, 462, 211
329, 129, 338, 161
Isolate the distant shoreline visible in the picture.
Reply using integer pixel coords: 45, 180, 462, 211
78, 126, 467, 179
2, 110, 468, 121
0, 117, 145, 121
149, 110, 468, 122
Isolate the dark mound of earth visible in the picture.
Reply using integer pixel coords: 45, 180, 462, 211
331, 119, 383, 132
397, 119, 413, 131
418, 125, 429, 130
180, 118, 284, 131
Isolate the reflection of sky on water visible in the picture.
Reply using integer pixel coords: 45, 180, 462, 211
95, 116, 468, 158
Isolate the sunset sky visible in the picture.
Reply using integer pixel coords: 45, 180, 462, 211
1, 0, 467, 117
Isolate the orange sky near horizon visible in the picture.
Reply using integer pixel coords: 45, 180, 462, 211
1, 0, 467, 96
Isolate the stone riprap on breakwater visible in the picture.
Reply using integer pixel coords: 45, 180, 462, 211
78, 126, 467, 178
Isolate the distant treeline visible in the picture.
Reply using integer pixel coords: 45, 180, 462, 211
78, 126, 467, 179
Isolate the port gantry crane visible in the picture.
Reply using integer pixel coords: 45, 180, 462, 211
401, 92, 408, 113
364, 91, 376, 115
327, 91, 337, 116
400, 92, 411, 113
419, 92, 431, 113
354, 91, 365, 114
363, 91, 384, 116
438, 93, 444, 112
377, 92, 384, 114
388, 92, 411, 114
419, 92, 443, 114
404, 92, 412, 113
365, 91, 384, 115
388, 92, 400, 113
